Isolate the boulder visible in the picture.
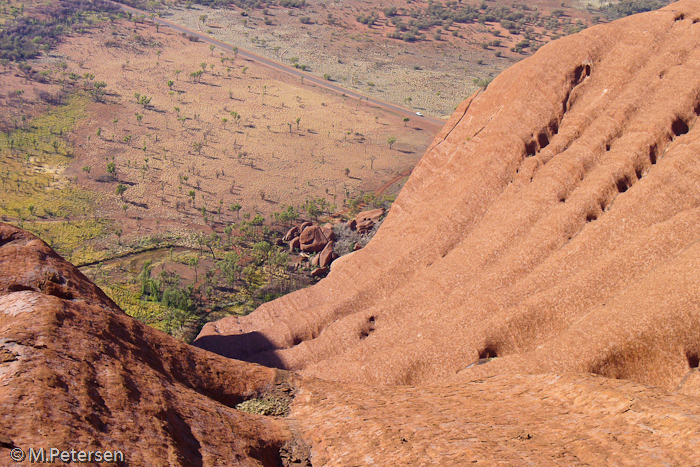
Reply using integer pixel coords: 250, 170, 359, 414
321, 225, 337, 242
311, 267, 329, 277
300, 221, 313, 232
355, 208, 384, 225
319, 241, 338, 268
299, 225, 328, 253
289, 236, 300, 252
356, 219, 375, 234
283, 226, 300, 241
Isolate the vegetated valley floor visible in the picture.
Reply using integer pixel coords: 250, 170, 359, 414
163, 0, 605, 118
0, 4, 435, 340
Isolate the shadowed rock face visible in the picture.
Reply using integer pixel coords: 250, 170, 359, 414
196, 0, 700, 394
0, 224, 294, 466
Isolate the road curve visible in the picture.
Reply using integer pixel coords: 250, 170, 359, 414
112, 2, 447, 130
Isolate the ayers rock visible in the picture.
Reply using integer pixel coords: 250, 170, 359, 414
3, 2, 700, 466
196, 0, 700, 392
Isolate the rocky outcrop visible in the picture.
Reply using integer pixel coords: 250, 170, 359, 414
298, 225, 328, 253
8, 1, 700, 465
283, 210, 386, 275
0, 224, 297, 466
197, 0, 700, 396
3, 223, 700, 466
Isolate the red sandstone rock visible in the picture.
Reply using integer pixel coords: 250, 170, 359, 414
4, 224, 700, 466
0, 224, 297, 466
299, 222, 313, 232
321, 226, 337, 242
289, 236, 300, 252
299, 225, 328, 253
355, 219, 374, 234
283, 226, 299, 242
198, 1, 700, 396
354, 208, 385, 225
311, 267, 329, 277
318, 242, 338, 268
310, 254, 319, 267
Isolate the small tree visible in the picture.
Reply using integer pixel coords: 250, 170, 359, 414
116, 183, 127, 201
189, 190, 196, 207
403, 117, 409, 127
296, 117, 301, 130
106, 162, 116, 179
230, 203, 242, 218
209, 44, 215, 56
167, 80, 174, 90
387, 136, 397, 149
218, 251, 241, 285
188, 255, 200, 284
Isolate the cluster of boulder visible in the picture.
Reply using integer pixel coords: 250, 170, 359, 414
281, 208, 385, 277
347, 208, 385, 234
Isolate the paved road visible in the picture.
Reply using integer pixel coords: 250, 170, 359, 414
113, 3, 447, 130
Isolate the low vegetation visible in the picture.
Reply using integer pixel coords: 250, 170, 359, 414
0, 0, 121, 60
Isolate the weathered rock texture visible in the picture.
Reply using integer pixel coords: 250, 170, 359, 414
3, 225, 700, 465
0, 224, 295, 466
197, 1, 700, 394
6, 2, 700, 465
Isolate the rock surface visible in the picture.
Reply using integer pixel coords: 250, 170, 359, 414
298, 226, 328, 253
197, 1, 700, 394
3, 223, 700, 466
6, 2, 700, 465
0, 224, 297, 466
318, 242, 338, 268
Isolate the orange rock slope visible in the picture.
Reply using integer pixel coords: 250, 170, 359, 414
196, 0, 700, 397
3, 225, 699, 466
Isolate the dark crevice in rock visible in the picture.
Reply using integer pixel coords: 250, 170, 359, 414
478, 345, 498, 360
671, 117, 689, 138
359, 316, 376, 340
0, 348, 18, 363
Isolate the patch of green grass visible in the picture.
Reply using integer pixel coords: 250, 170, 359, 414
100, 283, 171, 332
25, 218, 112, 264
236, 396, 291, 417
0, 93, 109, 261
